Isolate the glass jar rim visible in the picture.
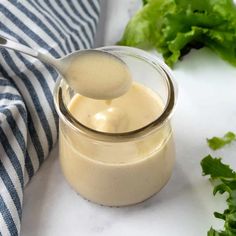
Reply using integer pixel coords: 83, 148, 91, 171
53, 46, 177, 142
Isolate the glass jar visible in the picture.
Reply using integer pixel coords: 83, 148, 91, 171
54, 46, 177, 206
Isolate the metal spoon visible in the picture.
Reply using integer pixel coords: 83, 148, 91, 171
0, 35, 132, 100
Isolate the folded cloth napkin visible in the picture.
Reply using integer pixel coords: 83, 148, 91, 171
0, 1, 100, 235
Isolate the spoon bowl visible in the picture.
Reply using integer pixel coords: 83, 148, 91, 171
0, 35, 132, 100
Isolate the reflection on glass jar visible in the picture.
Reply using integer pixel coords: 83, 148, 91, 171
54, 46, 177, 206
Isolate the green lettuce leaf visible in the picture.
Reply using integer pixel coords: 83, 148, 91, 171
201, 155, 236, 179
118, 0, 236, 67
201, 155, 236, 235
207, 132, 236, 150
118, 0, 174, 50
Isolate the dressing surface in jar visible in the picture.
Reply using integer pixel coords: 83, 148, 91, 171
54, 46, 177, 206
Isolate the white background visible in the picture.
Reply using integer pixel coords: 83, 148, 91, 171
21, 1, 236, 235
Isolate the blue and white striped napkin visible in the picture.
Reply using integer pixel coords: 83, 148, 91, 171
0, 1, 100, 235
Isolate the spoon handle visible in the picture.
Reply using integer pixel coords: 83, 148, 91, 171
0, 35, 58, 68
0, 35, 38, 58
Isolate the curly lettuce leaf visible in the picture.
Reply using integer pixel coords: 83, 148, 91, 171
207, 132, 236, 150
118, 0, 174, 49
201, 155, 236, 179
118, 0, 236, 67
201, 155, 236, 235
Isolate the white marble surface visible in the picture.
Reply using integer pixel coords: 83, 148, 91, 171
21, 1, 236, 235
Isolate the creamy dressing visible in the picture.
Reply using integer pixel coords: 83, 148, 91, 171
59, 82, 175, 206
69, 83, 163, 133
64, 51, 132, 100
